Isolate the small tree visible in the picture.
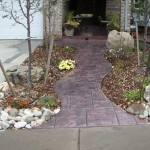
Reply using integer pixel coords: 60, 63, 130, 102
43, 0, 58, 85
132, 0, 150, 102
1, 0, 42, 97
132, 0, 150, 68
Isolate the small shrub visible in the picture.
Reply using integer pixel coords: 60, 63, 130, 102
38, 96, 59, 108
6, 97, 29, 109
134, 76, 150, 88
63, 46, 73, 52
59, 59, 76, 70
123, 89, 141, 102
115, 60, 124, 69
140, 51, 148, 66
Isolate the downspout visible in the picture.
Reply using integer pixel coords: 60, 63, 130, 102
125, 0, 128, 31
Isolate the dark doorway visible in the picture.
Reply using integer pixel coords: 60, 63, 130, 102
69, 0, 106, 22
68, 0, 107, 36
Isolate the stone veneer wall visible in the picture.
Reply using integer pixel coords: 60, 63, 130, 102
120, 0, 131, 32
43, 0, 63, 37
44, 0, 132, 36
106, 0, 131, 32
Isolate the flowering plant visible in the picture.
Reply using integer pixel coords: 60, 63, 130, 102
58, 59, 76, 70
6, 96, 29, 109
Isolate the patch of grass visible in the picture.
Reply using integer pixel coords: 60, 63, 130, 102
115, 60, 124, 68
123, 89, 141, 102
134, 76, 150, 88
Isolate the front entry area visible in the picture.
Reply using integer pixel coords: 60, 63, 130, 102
68, 0, 107, 36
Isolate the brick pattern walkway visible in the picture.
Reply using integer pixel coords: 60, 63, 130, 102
39, 37, 147, 128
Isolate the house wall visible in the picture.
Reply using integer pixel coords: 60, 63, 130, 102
120, 0, 131, 32
45, 0, 132, 37
43, 0, 63, 37
105, 0, 131, 32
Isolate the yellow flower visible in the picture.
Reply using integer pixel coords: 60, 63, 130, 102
58, 59, 76, 70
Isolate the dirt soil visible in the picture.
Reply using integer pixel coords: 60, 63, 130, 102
1, 44, 76, 109
102, 50, 146, 109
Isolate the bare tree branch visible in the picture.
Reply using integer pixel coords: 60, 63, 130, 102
18, 0, 27, 18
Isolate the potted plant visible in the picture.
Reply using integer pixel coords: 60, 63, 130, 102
64, 11, 79, 36
107, 13, 120, 32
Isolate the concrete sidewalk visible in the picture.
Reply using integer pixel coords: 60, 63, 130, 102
0, 40, 42, 83
0, 125, 150, 150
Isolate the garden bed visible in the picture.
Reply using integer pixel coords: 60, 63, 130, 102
102, 50, 148, 109
0, 44, 77, 130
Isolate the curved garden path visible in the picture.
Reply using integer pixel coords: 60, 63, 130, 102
39, 37, 146, 128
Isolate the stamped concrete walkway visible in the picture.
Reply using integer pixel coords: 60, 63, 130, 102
39, 37, 147, 128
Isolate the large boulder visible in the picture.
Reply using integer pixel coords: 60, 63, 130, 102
6, 65, 44, 84
144, 84, 150, 102
0, 82, 14, 92
106, 30, 134, 56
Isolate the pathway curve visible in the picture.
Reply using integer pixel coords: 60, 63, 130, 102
39, 37, 146, 128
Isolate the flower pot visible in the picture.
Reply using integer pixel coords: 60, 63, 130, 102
64, 28, 74, 36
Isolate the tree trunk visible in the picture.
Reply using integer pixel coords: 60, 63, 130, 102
44, 4, 56, 85
27, 0, 32, 97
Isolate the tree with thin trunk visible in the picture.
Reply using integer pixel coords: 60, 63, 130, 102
133, 0, 150, 68
132, 0, 150, 102
43, 0, 57, 85
1, 0, 42, 97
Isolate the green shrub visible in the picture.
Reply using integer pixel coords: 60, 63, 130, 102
38, 96, 59, 108
123, 89, 141, 102
63, 46, 73, 52
134, 76, 150, 88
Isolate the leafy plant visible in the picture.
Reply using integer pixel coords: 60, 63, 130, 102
6, 97, 29, 109
115, 60, 124, 69
63, 46, 73, 52
38, 96, 59, 108
107, 12, 120, 31
123, 89, 141, 102
134, 76, 150, 88
59, 59, 76, 70
64, 11, 79, 29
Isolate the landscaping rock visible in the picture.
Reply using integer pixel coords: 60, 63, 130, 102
144, 84, 150, 102
24, 116, 35, 124
31, 121, 37, 128
24, 109, 33, 116
18, 112, 25, 117
41, 109, 52, 121
4, 108, 11, 113
6, 65, 44, 84
106, 30, 134, 55
139, 110, 149, 119
0, 107, 2, 113
36, 119, 45, 125
14, 121, 27, 129
126, 103, 145, 115
54, 108, 60, 114
0, 121, 10, 130
0, 93, 4, 99
1, 112, 9, 121
8, 108, 19, 117
0, 82, 14, 92
15, 116, 22, 121
25, 124, 32, 129
0, 105, 58, 130
0, 125, 3, 130
8, 120, 16, 125
33, 110, 42, 117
